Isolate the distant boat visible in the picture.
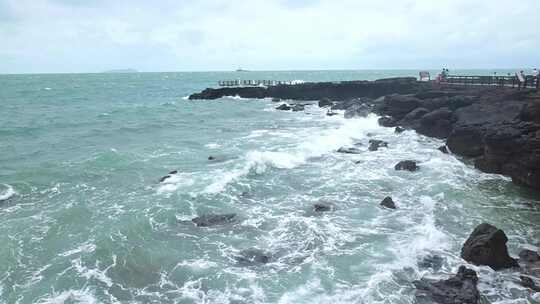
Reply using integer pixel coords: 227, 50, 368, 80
236, 68, 249, 72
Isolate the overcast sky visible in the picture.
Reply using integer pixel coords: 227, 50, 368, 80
0, 0, 539, 73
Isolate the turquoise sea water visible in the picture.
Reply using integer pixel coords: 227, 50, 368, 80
0, 70, 539, 303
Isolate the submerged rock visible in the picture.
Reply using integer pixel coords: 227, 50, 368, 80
368, 139, 388, 151
520, 275, 540, 292
159, 170, 178, 183
313, 203, 334, 212
395, 126, 405, 133
271, 97, 281, 102
518, 249, 540, 279
344, 103, 372, 118
418, 255, 444, 271
461, 223, 518, 270
234, 249, 271, 266
276, 104, 292, 111
380, 196, 396, 209
191, 213, 237, 227
337, 147, 362, 154
394, 160, 419, 172
414, 266, 480, 304
292, 104, 305, 112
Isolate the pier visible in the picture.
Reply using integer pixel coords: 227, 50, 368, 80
443, 75, 539, 89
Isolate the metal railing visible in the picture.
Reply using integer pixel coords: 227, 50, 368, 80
443, 75, 539, 89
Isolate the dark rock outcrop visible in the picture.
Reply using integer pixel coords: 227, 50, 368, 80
234, 249, 271, 266
461, 223, 518, 270
375, 94, 421, 120
378, 116, 397, 127
318, 98, 333, 107
394, 160, 419, 172
520, 275, 540, 292
276, 104, 292, 111
416, 108, 454, 139
189, 77, 421, 101
380, 196, 396, 209
344, 103, 372, 118
368, 139, 388, 151
394, 126, 405, 133
191, 213, 237, 227
414, 266, 480, 304
337, 147, 362, 154
291, 104, 305, 112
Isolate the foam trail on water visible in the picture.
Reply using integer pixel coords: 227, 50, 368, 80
0, 184, 16, 201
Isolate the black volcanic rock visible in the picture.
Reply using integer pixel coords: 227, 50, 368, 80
313, 203, 334, 212
189, 77, 421, 101
378, 116, 397, 127
318, 98, 333, 107
414, 266, 480, 304
394, 160, 418, 171
276, 104, 292, 111
234, 248, 271, 266
418, 255, 444, 271
416, 107, 454, 139
191, 213, 237, 227
395, 126, 405, 133
375, 94, 421, 120
461, 223, 518, 270
380, 196, 396, 209
368, 139, 388, 151
337, 147, 362, 154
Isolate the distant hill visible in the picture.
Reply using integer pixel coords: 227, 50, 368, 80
102, 69, 138, 74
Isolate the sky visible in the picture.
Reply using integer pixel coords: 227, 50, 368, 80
0, 0, 539, 73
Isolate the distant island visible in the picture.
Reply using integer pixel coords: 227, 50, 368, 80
102, 69, 138, 73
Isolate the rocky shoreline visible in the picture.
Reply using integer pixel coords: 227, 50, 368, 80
188, 77, 540, 302
189, 78, 540, 191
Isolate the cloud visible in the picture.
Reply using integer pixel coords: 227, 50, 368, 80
0, 0, 539, 73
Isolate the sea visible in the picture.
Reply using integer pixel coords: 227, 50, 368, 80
0, 70, 539, 303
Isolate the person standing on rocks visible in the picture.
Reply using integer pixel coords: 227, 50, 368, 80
517, 70, 526, 90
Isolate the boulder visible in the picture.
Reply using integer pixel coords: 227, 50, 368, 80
460, 223, 518, 270
416, 108, 454, 138
414, 266, 480, 304
402, 107, 429, 123
394, 160, 419, 172
518, 249, 540, 278
380, 196, 396, 209
191, 213, 237, 227
375, 94, 421, 120
234, 248, 271, 266
318, 98, 333, 107
276, 104, 291, 111
291, 104, 305, 112
368, 139, 388, 151
395, 126, 406, 133
520, 275, 540, 292
337, 147, 362, 154
344, 103, 372, 118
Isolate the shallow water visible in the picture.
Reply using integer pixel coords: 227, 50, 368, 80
0, 70, 539, 303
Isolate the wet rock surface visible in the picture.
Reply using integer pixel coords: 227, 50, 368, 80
234, 249, 272, 266
413, 266, 480, 304
380, 196, 396, 209
337, 147, 362, 154
461, 223, 518, 270
191, 213, 237, 227
394, 160, 419, 172
368, 139, 388, 151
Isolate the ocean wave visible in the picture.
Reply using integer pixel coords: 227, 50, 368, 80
0, 184, 16, 201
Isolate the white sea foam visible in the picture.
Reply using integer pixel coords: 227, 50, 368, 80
205, 143, 222, 149
0, 184, 16, 201
157, 173, 195, 195
36, 288, 100, 304
58, 242, 96, 257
